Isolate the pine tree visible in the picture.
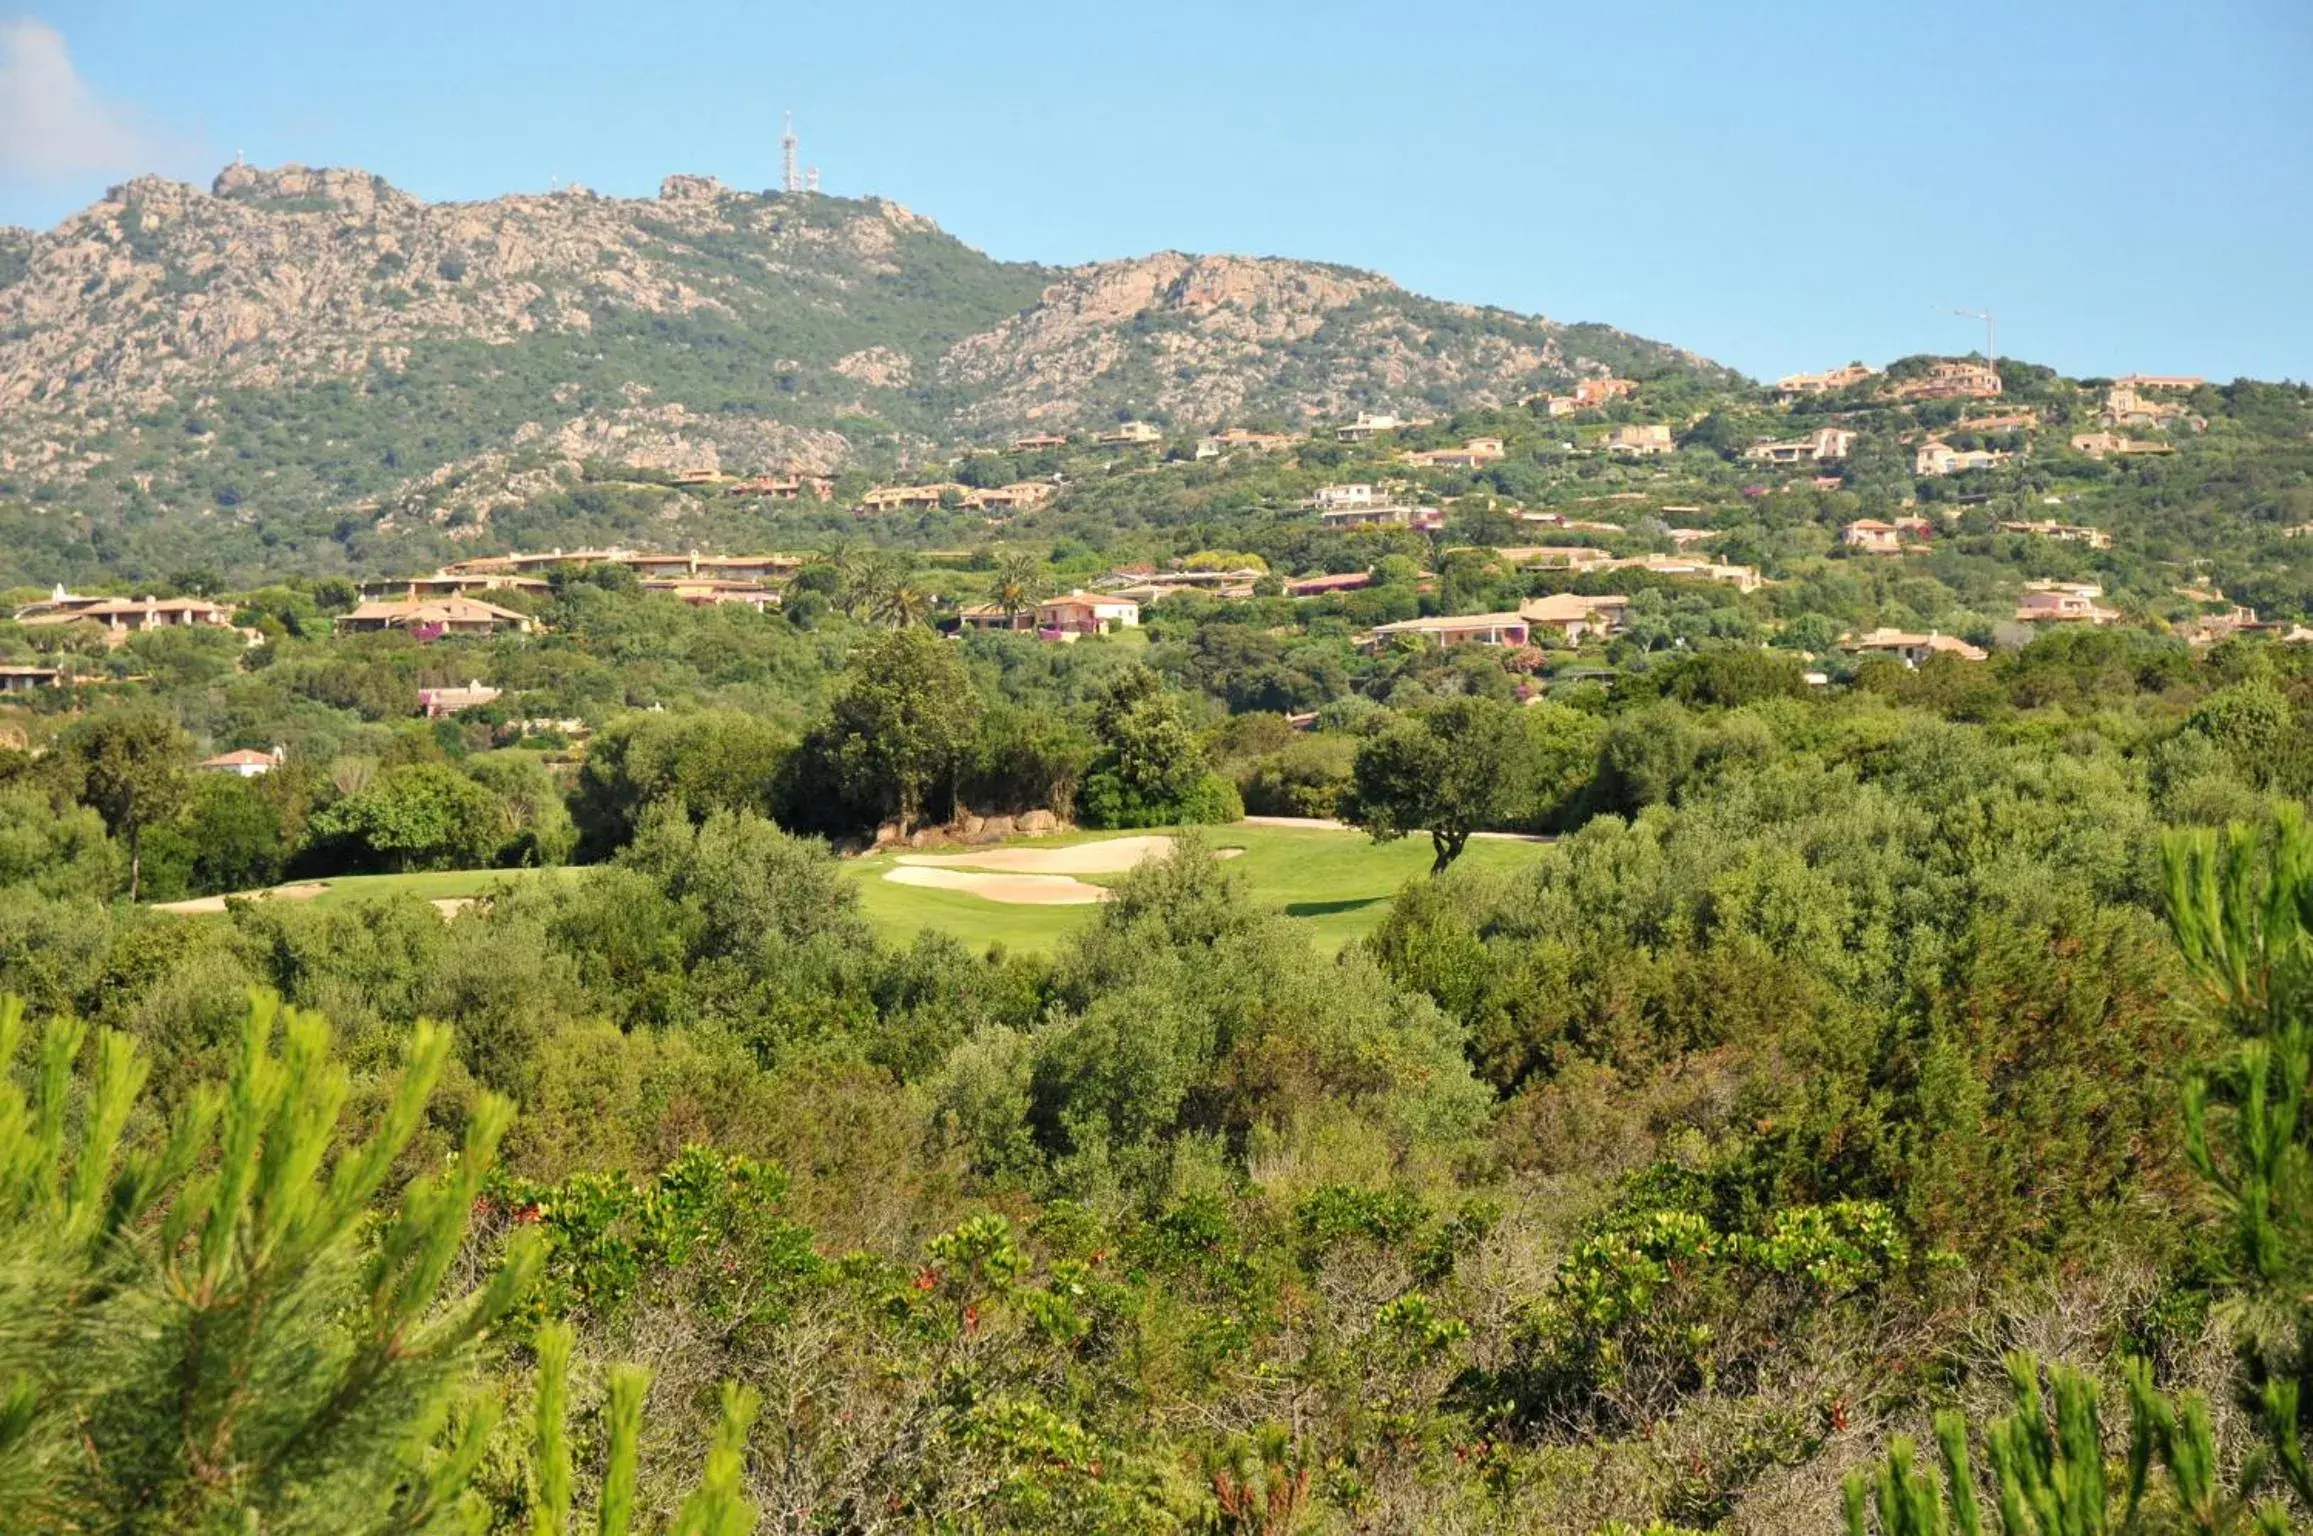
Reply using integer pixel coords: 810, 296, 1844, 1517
0, 990, 761, 1534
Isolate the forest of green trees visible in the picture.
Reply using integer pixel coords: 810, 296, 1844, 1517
4, 356, 2313, 1530
7, 570, 2313, 1527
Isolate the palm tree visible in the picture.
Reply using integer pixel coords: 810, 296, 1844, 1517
836, 547, 898, 620
990, 550, 1048, 628
870, 576, 933, 629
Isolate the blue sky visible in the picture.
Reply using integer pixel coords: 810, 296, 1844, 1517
4, 0, 2308, 382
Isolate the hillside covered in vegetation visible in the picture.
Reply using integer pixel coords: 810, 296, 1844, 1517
0, 162, 1718, 581
8, 160, 2313, 1535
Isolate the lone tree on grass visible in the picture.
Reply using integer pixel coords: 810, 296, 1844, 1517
1344, 697, 1532, 874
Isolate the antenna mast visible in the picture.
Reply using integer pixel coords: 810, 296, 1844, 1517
1951, 307, 1996, 370
782, 111, 801, 195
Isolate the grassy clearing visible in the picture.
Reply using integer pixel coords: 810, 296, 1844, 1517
159, 826, 1544, 954
845, 823, 1541, 954
295, 868, 577, 908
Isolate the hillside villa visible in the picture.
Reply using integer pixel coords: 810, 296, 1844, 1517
1531, 378, 1652, 416
419, 681, 503, 718
1098, 567, 1265, 601
1096, 422, 1164, 447
1567, 377, 1637, 409
200, 747, 285, 777
1996, 518, 2113, 549
1589, 553, 1764, 592
1916, 440, 2015, 476
1840, 629, 1988, 666
1960, 410, 2041, 432
1511, 546, 1615, 572
1518, 593, 1632, 643
953, 603, 1036, 633
12, 587, 119, 623
1037, 592, 1141, 638
1603, 424, 1675, 456
1196, 429, 1297, 458
964, 482, 1058, 513
640, 579, 778, 611
1889, 360, 2003, 400
0, 665, 62, 693
725, 473, 834, 502
437, 549, 800, 582
340, 596, 535, 637
1283, 571, 1375, 597
13, 595, 239, 645
1319, 504, 1443, 531
1335, 411, 1418, 442
1364, 612, 1532, 650
2015, 582, 2119, 624
1309, 483, 1385, 511
1745, 427, 1856, 465
2181, 606, 2268, 647
359, 572, 552, 602
2070, 432, 2174, 459
2102, 382, 2201, 429
1775, 364, 1876, 397
856, 483, 964, 513
1402, 437, 1508, 469
1010, 432, 1071, 451
1840, 519, 1904, 554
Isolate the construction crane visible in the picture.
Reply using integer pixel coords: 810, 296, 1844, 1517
1950, 307, 1996, 369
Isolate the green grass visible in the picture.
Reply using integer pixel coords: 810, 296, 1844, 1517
163, 827, 1544, 955
844, 824, 1542, 955
295, 867, 578, 908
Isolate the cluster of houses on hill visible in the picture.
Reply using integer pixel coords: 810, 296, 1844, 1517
9, 589, 245, 647
855, 482, 1058, 516
1772, 359, 2005, 403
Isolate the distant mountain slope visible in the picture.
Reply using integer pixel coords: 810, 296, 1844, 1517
0, 163, 1734, 568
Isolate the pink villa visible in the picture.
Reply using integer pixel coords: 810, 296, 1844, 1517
1036, 592, 1141, 639
2015, 585, 2119, 625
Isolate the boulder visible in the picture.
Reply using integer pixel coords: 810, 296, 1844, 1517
959, 814, 985, 837
978, 815, 1017, 840
873, 821, 903, 847
1018, 809, 1058, 835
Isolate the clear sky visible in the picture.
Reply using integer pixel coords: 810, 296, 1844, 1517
3, 0, 2308, 382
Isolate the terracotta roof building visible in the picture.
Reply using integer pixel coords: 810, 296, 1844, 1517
341, 596, 535, 637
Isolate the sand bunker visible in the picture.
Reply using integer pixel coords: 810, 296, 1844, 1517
897, 834, 1243, 876
897, 834, 1176, 875
883, 866, 1108, 905
153, 882, 329, 916
884, 835, 1248, 906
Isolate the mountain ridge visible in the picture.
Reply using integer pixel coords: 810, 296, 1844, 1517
0, 162, 1736, 572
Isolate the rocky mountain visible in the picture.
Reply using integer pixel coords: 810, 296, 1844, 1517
0, 163, 1733, 574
